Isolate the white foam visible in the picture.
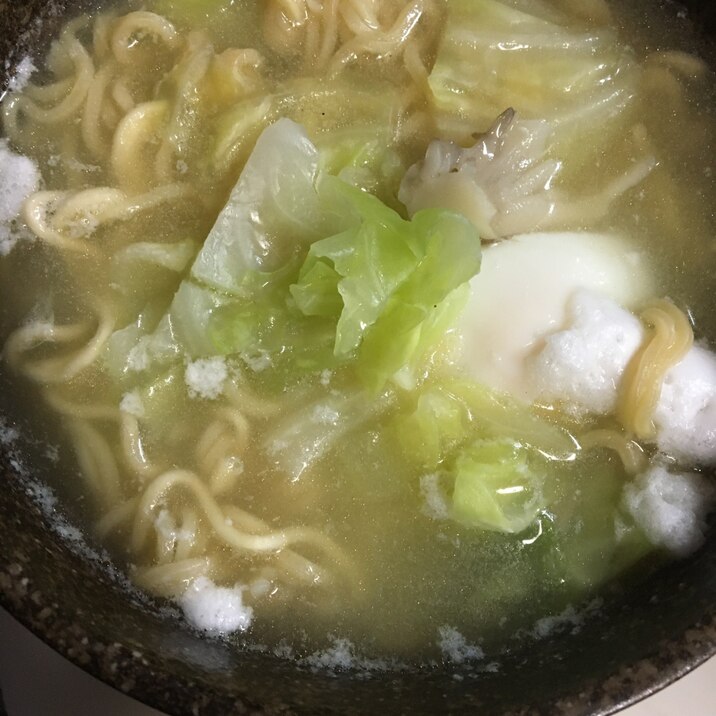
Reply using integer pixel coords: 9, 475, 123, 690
458, 233, 652, 401
6, 56, 36, 92
532, 291, 716, 464
0, 139, 40, 256
652, 346, 716, 464
531, 598, 603, 639
119, 391, 145, 418
623, 463, 715, 557
0, 414, 145, 602
180, 577, 253, 635
531, 289, 644, 415
185, 357, 228, 400
419, 473, 450, 520
302, 635, 394, 674
437, 626, 484, 663
240, 350, 272, 372
305, 637, 356, 670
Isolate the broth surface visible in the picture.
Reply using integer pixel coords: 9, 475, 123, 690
1, 0, 715, 666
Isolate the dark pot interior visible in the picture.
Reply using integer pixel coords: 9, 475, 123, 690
1, 1, 715, 714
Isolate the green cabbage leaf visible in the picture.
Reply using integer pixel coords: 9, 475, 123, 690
290, 177, 481, 391
109, 119, 480, 395
451, 439, 544, 534
428, 0, 638, 151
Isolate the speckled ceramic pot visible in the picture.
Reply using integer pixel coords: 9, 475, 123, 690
1, 2, 715, 714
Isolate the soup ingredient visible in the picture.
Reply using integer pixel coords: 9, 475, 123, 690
456, 233, 651, 400
0, 139, 39, 255
623, 464, 715, 556
179, 576, 254, 634
290, 176, 481, 392
399, 111, 655, 239
451, 440, 543, 534
532, 289, 645, 414
532, 291, 716, 464
2, 0, 715, 662
429, 0, 637, 148
128, 119, 482, 392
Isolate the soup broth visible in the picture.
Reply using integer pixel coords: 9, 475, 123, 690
1, 0, 715, 666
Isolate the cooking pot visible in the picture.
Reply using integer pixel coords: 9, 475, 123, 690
0, 1, 714, 714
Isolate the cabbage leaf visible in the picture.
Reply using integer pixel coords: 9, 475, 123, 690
110, 119, 479, 394
428, 0, 638, 150
452, 439, 544, 534
395, 378, 576, 470
291, 177, 481, 391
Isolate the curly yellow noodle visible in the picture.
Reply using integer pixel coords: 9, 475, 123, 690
43, 388, 121, 422
155, 33, 214, 182
316, 0, 340, 69
578, 429, 648, 475
110, 12, 179, 65
52, 187, 126, 228
110, 100, 169, 192
221, 504, 331, 587
24, 77, 75, 104
120, 413, 164, 480
82, 62, 117, 159
23, 190, 108, 254
130, 469, 349, 567
110, 80, 135, 114
262, 1, 307, 58
619, 299, 694, 440
403, 40, 432, 101
95, 496, 140, 538
3, 321, 89, 371
195, 410, 250, 495
327, 0, 426, 74
102, 182, 197, 220
224, 378, 283, 419
69, 419, 123, 509
133, 557, 213, 598
647, 50, 708, 79
12, 20, 94, 125
643, 64, 687, 106
17, 303, 114, 384
100, 100, 122, 133
174, 507, 202, 561
340, 0, 381, 33
92, 12, 116, 62
208, 48, 265, 107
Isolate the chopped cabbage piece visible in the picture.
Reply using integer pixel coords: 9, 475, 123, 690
452, 440, 544, 534
192, 118, 329, 293
113, 120, 479, 394
292, 177, 481, 391
428, 0, 638, 147
395, 378, 576, 470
